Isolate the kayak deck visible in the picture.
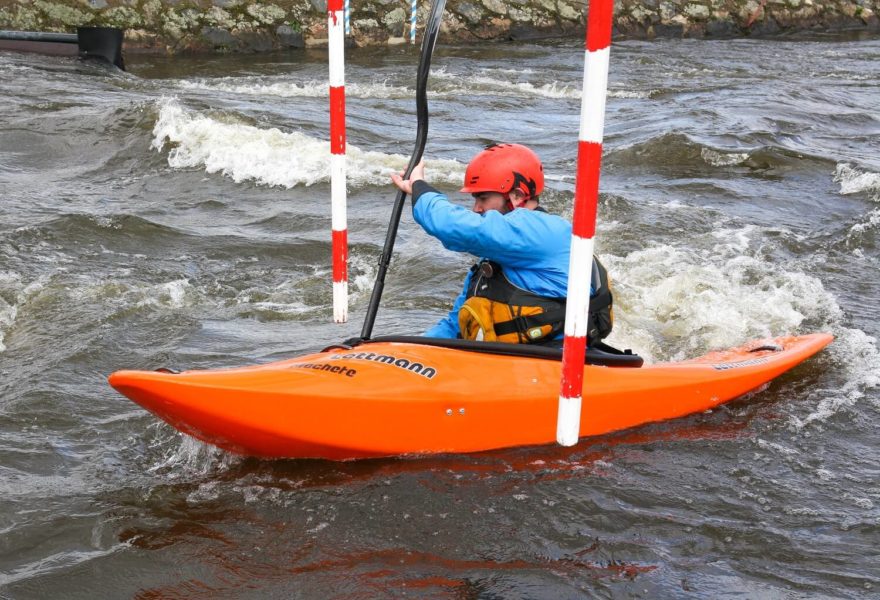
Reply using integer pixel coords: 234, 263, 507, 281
108, 333, 832, 460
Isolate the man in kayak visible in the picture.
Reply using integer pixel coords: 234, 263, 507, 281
391, 143, 612, 345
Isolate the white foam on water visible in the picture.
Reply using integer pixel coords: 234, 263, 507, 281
148, 429, 241, 478
843, 493, 874, 510
0, 62, 37, 77
600, 225, 880, 431
0, 271, 24, 353
835, 164, 880, 242
848, 207, 880, 238
0, 294, 16, 353
834, 163, 880, 197
151, 98, 464, 188
152, 98, 330, 187
90, 409, 146, 427
178, 70, 632, 101
816, 468, 835, 481
178, 77, 411, 99
0, 544, 129, 586
237, 275, 326, 318
809, 70, 874, 81
243, 300, 313, 316
187, 481, 221, 503
790, 327, 880, 429
349, 251, 378, 298
701, 147, 750, 167
50, 276, 203, 324
430, 68, 652, 100
508, 80, 579, 99
229, 255, 376, 316
189, 479, 294, 506
597, 219, 623, 232
782, 506, 820, 517
162, 280, 188, 308
480, 67, 535, 75
600, 230, 842, 363
0, 272, 47, 354
710, 224, 760, 255
235, 484, 283, 505
638, 198, 690, 211
756, 439, 798, 456
607, 89, 655, 99
120, 279, 193, 310
70, 266, 359, 325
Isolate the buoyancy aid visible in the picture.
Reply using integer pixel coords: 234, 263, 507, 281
457, 256, 613, 345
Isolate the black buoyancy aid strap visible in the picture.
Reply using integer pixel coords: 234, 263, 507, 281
589, 258, 612, 311
586, 257, 613, 341
466, 257, 613, 343
492, 307, 566, 338
465, 261, 566, 342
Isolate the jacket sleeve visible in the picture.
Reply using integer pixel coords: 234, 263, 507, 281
413, 191, 567, 267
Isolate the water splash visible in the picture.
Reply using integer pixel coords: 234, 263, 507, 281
701, 147, 749, 167
791, 327, 880, 429
0, 293, 16, 353
133, 279, 192, 310
181, 70, 655, 102
848, 208, 880, 239
603, 233, 841, 362
180, 70, 562, 99
151, 98, 464, 188
0, 271, 47, 354
146, 428, 242, 479
836, 164, 880, 244
0, 544, 130, 587
834, 163, 880, 197
179, 77, 411, 100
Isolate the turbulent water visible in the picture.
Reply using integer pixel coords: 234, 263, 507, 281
1, 35, 879, 598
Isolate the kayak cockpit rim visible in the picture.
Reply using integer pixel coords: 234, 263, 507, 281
327, 335, 644, 368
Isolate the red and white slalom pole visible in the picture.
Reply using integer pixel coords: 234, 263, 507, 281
328, 0, 348, 323
557, 0, 614, 446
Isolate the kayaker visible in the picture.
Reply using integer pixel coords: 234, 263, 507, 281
391, 143, 613, 345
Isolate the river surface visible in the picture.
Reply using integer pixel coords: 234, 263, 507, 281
1, 34, 879, 598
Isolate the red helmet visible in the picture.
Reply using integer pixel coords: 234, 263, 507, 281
460, 143, 544, 200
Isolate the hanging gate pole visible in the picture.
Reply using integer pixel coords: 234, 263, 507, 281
557, 0, 614, 446
328, 0, 348, 323
410, 0, 418, 43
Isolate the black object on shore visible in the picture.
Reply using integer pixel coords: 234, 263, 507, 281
0, 27, 125, 70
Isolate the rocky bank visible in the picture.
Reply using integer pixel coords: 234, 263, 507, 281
0, 0, 878, 52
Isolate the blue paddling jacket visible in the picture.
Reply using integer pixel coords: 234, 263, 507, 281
411, 181, 577, 339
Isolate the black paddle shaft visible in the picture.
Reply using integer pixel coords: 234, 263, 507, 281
359, 0, 447, 340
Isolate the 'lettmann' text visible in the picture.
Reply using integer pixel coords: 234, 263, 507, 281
328, 352, 438, 379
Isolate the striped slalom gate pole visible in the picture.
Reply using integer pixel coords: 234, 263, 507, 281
328, 0, 348, 323
556, 0, 614, 446
410, 0, 417, 43
344, 0, 351, 35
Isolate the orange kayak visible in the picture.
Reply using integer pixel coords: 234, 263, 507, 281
108, 333, 832, 460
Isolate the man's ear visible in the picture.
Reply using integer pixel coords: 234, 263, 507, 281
509, 189, 528, 208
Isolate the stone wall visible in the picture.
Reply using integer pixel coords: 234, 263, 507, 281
0, 0, 878, 52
